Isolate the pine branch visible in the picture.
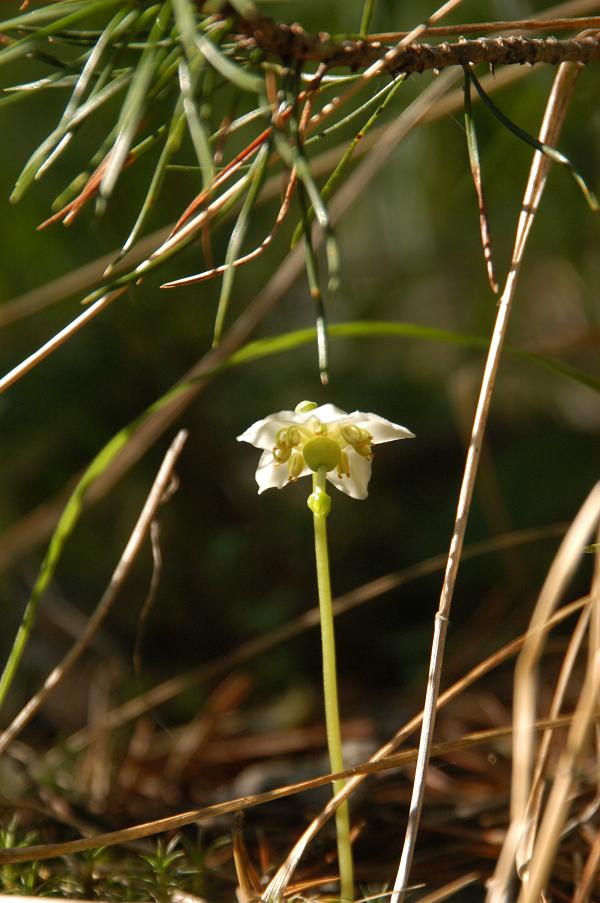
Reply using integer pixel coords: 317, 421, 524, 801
233, 21, 600, 75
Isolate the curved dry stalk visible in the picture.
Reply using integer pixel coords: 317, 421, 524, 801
488, 485, 600, 902
414, 873, 479, 902
391, 52, 587, 903
512, 485, 600, 901
516, 600, 593, 875
0, 430, 188, 756
518, 632, 600, 899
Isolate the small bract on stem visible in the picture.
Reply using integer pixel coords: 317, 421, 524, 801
237, 400, 414, 900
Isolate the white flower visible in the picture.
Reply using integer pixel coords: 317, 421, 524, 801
237, 401, 414, 500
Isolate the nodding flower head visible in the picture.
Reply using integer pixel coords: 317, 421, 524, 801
237, 401, 414, 500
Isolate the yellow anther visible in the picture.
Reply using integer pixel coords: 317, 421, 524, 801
309, 417, 327, 436
354, 443, 373, 460
273, 445, 291, 464
337, 450, 350, 479
276, 426, 301, 448
287, 450, 304, 480
340, 424, 361, 445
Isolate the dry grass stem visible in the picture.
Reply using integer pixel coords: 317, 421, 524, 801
391, 41, 587, 903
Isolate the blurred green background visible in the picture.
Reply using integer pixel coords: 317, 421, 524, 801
0, 0, 599, 740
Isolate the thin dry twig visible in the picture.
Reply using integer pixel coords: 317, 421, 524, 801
0, 430, 188, 756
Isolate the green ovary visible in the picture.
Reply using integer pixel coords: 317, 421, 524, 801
303, 437, 342, 473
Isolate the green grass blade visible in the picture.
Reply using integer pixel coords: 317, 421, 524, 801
304, 78, 399, 148
223, 320, 600, 396
0, 379, 191, 713
109, 115, 185, 266
0, 2, 89, 31
172, 0, 200, 62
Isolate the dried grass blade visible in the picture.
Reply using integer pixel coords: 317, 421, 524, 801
490, 487, 600, 901
161, 169, 297, 288
516, 598, 593, 875
517, 534, 600, 901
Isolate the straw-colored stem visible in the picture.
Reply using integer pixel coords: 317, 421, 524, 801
311, 467, 354, 902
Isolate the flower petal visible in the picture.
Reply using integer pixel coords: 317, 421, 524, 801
255, 450, 311, 493
237, 411, 299, 450
311, 403, 349, 424
255, 450, 288, 493
326, 449, 372, 500
349, 412, 415, 444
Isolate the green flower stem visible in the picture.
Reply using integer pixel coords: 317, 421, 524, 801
310, 466, 354, 902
